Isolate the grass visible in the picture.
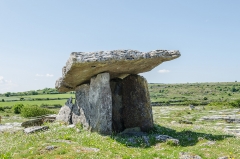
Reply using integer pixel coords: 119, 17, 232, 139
0, 94, 74, 102
1, 105, 240, 158
0, 99, 68, 107
148, 82, 240, 105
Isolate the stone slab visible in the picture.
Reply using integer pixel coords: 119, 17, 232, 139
56, 49, 180, 92
24, 126, 49, 134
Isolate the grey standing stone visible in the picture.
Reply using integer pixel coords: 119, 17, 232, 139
88, 73, 112, 134
71, 102, 81, 125
56, 97, 74, 124
75, 84, 91, 129
122, 74, 153, 132
110, 78, 124, 132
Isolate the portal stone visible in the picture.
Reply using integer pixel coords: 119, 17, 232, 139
75, 84, 90, 129
122, 75, 153, 131
88, 73, 112, 134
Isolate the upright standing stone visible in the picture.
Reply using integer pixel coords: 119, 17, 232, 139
75, 84, 90, 128
122, 75, 153, 132
88, 73, 112, 134
110, 78, 124, 132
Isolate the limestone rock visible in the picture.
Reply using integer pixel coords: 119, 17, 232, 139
75, 74, 113, 134
110, 78, 124, 132
71, 103, 81, 125
179, 152, 202, 159
43, 114, 57, 123
45, 145, 56, 151
24, 126, 49, 134
21, 118, 43, 128
56, 97, 74, 124
56, 49, 181, 92
120, 127, 147, 137
75, 84, 91, 129
0, 122, 23, 133
122, 75, 153, 131
88, 73, 112, 134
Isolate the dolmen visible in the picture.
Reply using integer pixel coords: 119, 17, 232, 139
55, 50, 181, 134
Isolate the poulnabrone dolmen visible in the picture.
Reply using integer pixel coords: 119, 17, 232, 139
55, 50, 181, 134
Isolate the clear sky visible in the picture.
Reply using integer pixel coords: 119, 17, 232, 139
0, 0, 240, 93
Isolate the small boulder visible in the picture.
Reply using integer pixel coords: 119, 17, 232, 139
21, 118, 43, 128
56, 97, 74, 124
179, 152, 202, 159
24, 126, 49, 134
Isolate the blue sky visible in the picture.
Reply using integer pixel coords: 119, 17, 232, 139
0, 0, 240, 93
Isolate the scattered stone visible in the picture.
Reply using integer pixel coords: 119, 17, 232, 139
67, 124, 75, 128
142, 136, 150, 146
77, 147, 100, 152
51, 139, 74, 144
56, 50, 181, 92
225, 118, 240, 123
76, 128, 81, 133
171, 121, 177, 124
43, 114, 57, 123
56, 97, 74, 124
21, 118, 43, 128
217, 157, 228, 159
24, 126, 49, 134
120, 127, 147, 137
197, 137, 204, 141
45, 145, 56, 151
189, 105, 195, 110
166, 138, 180, 146
179, 120, 193, 124
154, 135, 174, 142
126, 137, 137, 145
201, 141, 216, 146
179, 152, 202, 159
122, 75, 153, 131
0, 122, 23, 133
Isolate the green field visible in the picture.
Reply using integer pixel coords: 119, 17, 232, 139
1, 82, 240, 107
0, 94, 74, 101
0, 99, 68, 107
148, 82, 240, 105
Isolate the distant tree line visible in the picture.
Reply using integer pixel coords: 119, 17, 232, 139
0, 88, 75, 97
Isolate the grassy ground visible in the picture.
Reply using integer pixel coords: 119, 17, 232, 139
149, 82, 240, 105
0, 105, 239, 159
0, 94, 74, 101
